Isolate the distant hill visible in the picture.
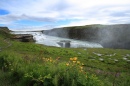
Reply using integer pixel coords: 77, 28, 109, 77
43, 24, 130, 49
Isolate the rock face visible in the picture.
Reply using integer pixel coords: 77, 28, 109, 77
0, 27, 35, 42
43, 24, 130, 49
57, 40, 71, 48
12, 34, 35, 42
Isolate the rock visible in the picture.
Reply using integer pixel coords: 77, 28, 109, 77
57, 40, 71, 48
99, 58, 104, 61
12, 34, 35, 42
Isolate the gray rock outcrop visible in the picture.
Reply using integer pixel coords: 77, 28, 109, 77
12, 34, 35, 42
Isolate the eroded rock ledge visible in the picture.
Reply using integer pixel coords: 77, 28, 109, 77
12, 34, 35, 42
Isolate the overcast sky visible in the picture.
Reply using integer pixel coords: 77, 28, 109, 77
0, 0, 130, 31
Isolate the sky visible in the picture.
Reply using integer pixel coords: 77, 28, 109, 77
0, 0, 130, 31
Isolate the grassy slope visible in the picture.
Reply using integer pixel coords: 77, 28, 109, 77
0, 27, 130, 86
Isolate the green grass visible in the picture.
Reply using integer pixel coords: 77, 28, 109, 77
0, 38, 8, 47
0, 28, 130, 86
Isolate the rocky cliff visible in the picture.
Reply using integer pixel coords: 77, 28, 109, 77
43, 24, 130, 49
0, 27, 35, 42
12, 34, 35, 42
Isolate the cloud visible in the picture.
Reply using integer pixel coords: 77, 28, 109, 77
0, 0, 130, 30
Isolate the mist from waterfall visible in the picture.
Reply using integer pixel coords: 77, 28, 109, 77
97, 25, 130, 49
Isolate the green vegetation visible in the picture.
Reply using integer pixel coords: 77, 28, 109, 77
0, 27, 130, 86
0, 27, 12, 38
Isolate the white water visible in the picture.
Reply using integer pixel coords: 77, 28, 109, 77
11, 31, 103, 48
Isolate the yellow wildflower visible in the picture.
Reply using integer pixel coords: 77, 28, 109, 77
77, 61, 80, 64
70, 58, 73, 61
73, 61, 76, 63
81, 63, 85, 66
80, 66, 83, 70
50, 59, 52, 62
73, 57, 77, 61
66, 63, 69, 66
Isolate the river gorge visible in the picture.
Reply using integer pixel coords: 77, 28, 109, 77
11, 24, 130, 49
11, 31, 103, 48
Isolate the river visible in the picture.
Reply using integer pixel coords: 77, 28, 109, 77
11, 31, 103, 48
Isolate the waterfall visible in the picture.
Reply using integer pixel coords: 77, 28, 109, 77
62, 42, 65, 48
11, 31, 103, 48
